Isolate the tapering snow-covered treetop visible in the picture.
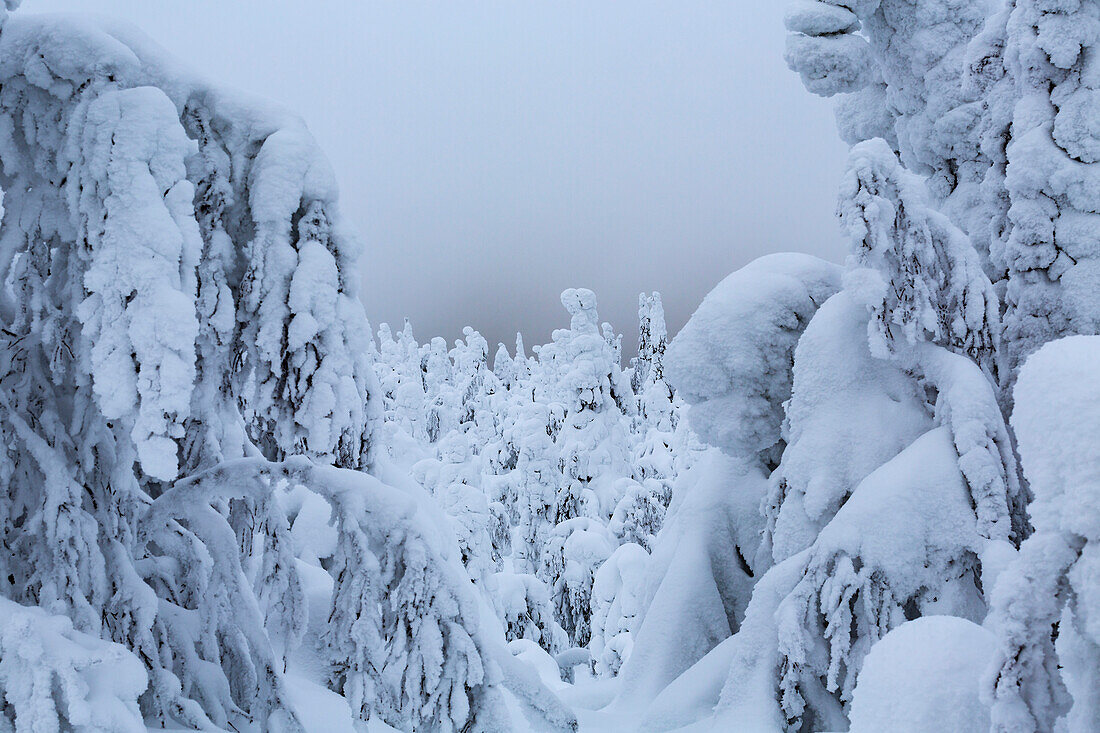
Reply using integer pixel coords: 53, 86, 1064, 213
543, 288, 624, 413
838, 137, 1000, 371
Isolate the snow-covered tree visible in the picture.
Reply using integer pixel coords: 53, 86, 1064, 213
510, 397, 564, 575
422, 335, 456, 444
493, 341, 515, 389
539, 518, 615, 650
631, 292, 667, 395
412, 433, 497, 582
604, 256, 840, 716
589, 542, 649, 678
541, 289, 634, 526
745, 140, 1023, 730
839, 139, 1026, 540
486, 572, 567, 656
608, 478, 666, 552
610, 127, 1025, 731
785, 0, 990, 204
0, 9, 545, 732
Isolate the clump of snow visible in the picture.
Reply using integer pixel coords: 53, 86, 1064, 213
784, 1, 860, 37
849, 616, 996, 733
1012, 336, 1100, 543
0, 597, 147, 732
665, 253, 840, 464
785, 18, 873, 96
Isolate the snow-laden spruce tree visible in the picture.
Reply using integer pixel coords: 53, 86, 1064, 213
0, 597, 148, 732
539, 517, 615, 651
539, 289, 634, 526
786, 0, 1100, 389
571, 293, 676, 567
513, 331, 532, 382
630, 292, 666, 397
589, 542, 649, 678
485, 571, 567, 657
492, 342, 515, 390
0, 15, 308, 726
590, 0, 1100, 729
0, 9, 538, 732
710, 139, 1022, 732
763, 139, 1020, 567
450, 326, 500, 450
625, 293, 679, 542
612, 137, 1025, 731
421, 335, 457, 444
531, 290, 634, 647
372, 320, 435, 459
784, 0, 990, 214
510, 394, 564, 575
663, 255, 841, 472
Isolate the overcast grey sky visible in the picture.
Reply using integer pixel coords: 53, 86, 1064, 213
34, 0, 848, 354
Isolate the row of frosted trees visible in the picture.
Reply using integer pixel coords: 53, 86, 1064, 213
368, 288, 700, 680
582, 0, 1100, 731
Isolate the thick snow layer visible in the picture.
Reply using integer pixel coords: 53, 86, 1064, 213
764, 291, 932, 563
665, 253, 840, 462
0, 597, 147, 733
800, 425, 982, 593
635, 633, 739, 731
848, 617, 996, 733
609, 450, 768, 715
1013, 335, 1100, 542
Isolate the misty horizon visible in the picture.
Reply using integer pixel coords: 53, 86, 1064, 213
34, 0, 849, 354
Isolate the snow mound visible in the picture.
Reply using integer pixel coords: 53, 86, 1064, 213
1013, 335, 1100, 542
849, 616, 995, 733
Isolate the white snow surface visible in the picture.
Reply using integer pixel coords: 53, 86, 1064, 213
665, 253, 840, 462
849, 616, 996, 733
0, 597, 147, 732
